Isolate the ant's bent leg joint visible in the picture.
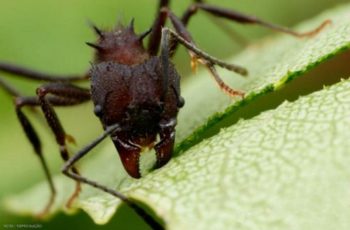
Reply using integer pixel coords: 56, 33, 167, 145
180, 3, 201, 23
36, 84, 81, 207
36, 86, 47, 97
15, 97, 26, 108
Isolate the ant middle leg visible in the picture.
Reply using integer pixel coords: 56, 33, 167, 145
1, 78, 91, 216
35, 83, 91, 208
0, 62, 88, 82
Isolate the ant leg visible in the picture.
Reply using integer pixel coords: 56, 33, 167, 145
35, 83, 90, 208
15, 98, 56, 217
0, 78, 90, 216
165, 2, 330, 56
1, 78, 53, 217
162, 26, 245, 97
163, 8, 247, 96
161, 8, 247, 76
0, 62, 88, 82
181, 2, 331, 37
184, 1, 249, 46
0, 77, 21, 97
152, 34, 182, 168
62, 125, 164, 230
159, 27, 185, 107
147, 0, 170, 55
164, 9, 247, 96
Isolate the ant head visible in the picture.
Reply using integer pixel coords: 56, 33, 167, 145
87, 19, 152, 65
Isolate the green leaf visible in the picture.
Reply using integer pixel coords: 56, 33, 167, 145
4, 3, 350, 229
176, 3, 350, 151
127, 78, 350, 229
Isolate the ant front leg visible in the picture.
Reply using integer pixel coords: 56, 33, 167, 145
61, 125, 164, 229
0, 78, 90, 217
160, 9, 246, 97
153, 30, 184, 169
167, 27, 245, 97
35, 83, 90, 208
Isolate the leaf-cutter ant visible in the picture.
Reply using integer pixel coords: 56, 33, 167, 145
0, 0, 330, 228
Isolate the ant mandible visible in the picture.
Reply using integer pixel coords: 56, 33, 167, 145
0, 0, 329, 228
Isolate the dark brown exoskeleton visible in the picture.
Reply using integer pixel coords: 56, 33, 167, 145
0, 0, 330, 228
89, 21, 185, 178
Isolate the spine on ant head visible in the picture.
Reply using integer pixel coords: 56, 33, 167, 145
86, 20, 152, 65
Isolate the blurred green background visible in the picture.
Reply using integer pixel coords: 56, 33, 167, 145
0, 0, 347, 229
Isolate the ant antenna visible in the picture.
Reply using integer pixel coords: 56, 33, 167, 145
160, 28, 170, 102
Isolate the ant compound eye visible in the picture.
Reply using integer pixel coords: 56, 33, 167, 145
177, 96, 185, 108
94, 104, 103, 117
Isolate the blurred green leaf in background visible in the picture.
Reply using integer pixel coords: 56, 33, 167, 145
0, 0, 349, 229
